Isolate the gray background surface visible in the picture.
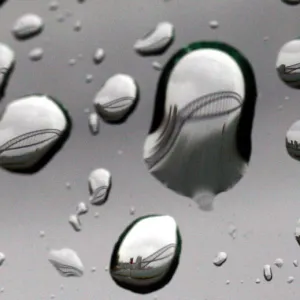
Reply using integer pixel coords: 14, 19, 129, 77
0, 0, 300, 299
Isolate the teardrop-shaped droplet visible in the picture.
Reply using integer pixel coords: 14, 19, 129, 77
213, 251, 227, 267
69, 214, 81, 232
134, 22, 175, 56
143, 41, 257, 210
88, 168, 112, 205
76, 202, 88, 216
88, 112, 100, 135
0, 94, 71, 174
0, 252, 5, 266
286, 122, 300, 161
110, 214, 182, 294
29, 47, 44, 61
0, 43, 15, 98
274, 258, 284, 268
263, 264, 272, 281
48, 248, 84, 277
93, 48, 105, 64
12, 14, 44, 40
94, 74, 139, 123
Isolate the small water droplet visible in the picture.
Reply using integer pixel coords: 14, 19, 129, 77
74, 20, 82, 31
78, 53, 83, 59
293, 259, 298, 267
49, 1, 59, 11
50, 294, 55, 299
228, 223, 237, 239
134, 22, 175, 56
12, 14, 44, 40
274, 258, 284, 268
48, 248, 84, 277
263, 264, 272, 281
88, 168, 112, 205
255, 278, 261, 284
263, 36, 269, 42
68, 58, 76, 66
85, 74, 93, 83
84, 108, 90, 114
60, 285, 64, 290
76, 202, 88, 216
240, 280, 244, 284
93, 48, 105, 64
152, 61, 162, 71
287, 276, 294, 283
209, 20, 219, 29
0, 253, 6, 266
285, 96, 290, 101
94, 212, 99, 218
91, 266, 96, 272
88, 112, 100, 135
104, 265, 108, 271
39, 230, 45, 238
278, 104, 283, 110
225, 280, 230, 285
213, 252, 227, 266
69, 214, 81, 232
129, 206, 135, 215
29, 47, 44, 61
56, 14, 65, 22
0, 287, 4, 293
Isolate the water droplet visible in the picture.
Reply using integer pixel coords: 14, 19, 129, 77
228, 223, 237, 239
88, 112, 100, 135
263, 36, 269, 42
85, 74, 93, 83
39, 230, 45, 238
93, 48, 105, 64
134, 22, 175, 56
12, 14, 44, 40
287, 276, 294, 283
285, 96, 290, 101
91, 266, 96, 272
213, 252, 227, 266
209, 20, 219, 29
152, 61, 162, 71
56, 14, 65, 23
225, 280, 230, 285
69, 214, 81, 232
49, 1, 59, 11
129, 206, 135, 215
48, 248, 84, 277
68, 58, 76, 66
286, 124, 300, 162
104, 265, 108, 271
143, 41, 257, 210
255, 278, 261, 284
278, 104, 283, 110
60, 285, 64, 290
84, 108, 90, 114
0, 94, 71, 174
0, 287, 4, 293
88, 168, 112, 205
263, 264, 272, 281
50, 294, 55, 299
78, 53, 83, 59
276, 38, 300, 89
76, 202, 88, 216
240, 280, 244, 284
282, 0, 300, 5
94, 212, 99, 218
274, 258, 284, 268
29, 47, 44, 61
0, 43, 15, 98
65, 182, 71, 189
94, 74, 139, 124
0, 253, 5, 266
110, 215, 182, 294
293, 259, 298, 267
64, 10, 72, 18
74, 20, 82, 31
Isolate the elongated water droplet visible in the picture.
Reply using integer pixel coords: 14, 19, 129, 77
293, 259, 298, 267
134, 22, 175, 56
69, 214, 81, 232
263, 264, 272, 281
76, 202, 88, 216
287, 126, 300, 162
0, 43, 15, 98
88, 168, 111, 205
213, 251, 227, 266
274, 258, 284, 268
29, 47, 44, 61
94, 48, 105, 64
152, 61, 162, 71
110, 214, 182, 294
209, 20, 219, 29
12, 14, 44, 40
0, 253, 5, 266
287, 276, 294, 283
0, 94, 71, 174
94, 74, 139, 124
88, 112, 100, 135
143, 41, 257, 211
48, 248, 84, 277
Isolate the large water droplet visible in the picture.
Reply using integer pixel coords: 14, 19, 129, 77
109, 214, 182, 294
88, 168, 112, 205
93, 48, 105, 64
143, 41, 257, 211
263, 264, 272, 281
0, 43, 15, 99
286, 122, 300, 161
213, 251, 227, 266
0, 94, 71, 174
88, 112, 100, 135
48, 248, 84, 277
12, 14, 44, 40
94, 74, 139, 124
276, 38, 300, 89
134, 22, 175, 56
29, 47, 44, 61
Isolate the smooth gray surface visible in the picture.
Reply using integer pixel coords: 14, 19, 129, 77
0, 0, 300, 299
